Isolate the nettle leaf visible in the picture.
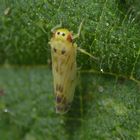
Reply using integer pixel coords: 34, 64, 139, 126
0, 68, 140, 140
0, 0, 140, 139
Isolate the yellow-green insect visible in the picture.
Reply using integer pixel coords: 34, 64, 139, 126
49, 22, 96, 114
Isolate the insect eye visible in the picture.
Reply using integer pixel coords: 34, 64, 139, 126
57, 32, 60, 35
61, 49, 66, 54
62, 33, 65, 36
53, 47, 57, 52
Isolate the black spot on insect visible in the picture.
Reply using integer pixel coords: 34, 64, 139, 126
53, 47, 57, 52
61, 49, 66, 54
56, 95, 63, 103
62, 33, 65, 36
57, 32, 60, 35
56, 94, 66, 104
56, 84, 63, 92
56, 101, 71, 113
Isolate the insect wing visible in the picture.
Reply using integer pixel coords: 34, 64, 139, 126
50, 39, 77, 114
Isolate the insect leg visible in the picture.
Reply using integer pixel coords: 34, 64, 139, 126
72, 19, 85, 40
77, 47, 99, 60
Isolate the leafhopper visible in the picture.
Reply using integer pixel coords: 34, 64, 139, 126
49, 21, 96, 114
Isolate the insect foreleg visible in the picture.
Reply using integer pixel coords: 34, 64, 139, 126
72, 19, 85, 40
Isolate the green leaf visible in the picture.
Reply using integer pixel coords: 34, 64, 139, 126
0, 67, 139, 140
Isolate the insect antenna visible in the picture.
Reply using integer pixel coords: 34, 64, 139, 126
51, 22, 62, 33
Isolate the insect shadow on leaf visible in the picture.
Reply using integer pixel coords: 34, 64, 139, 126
63, 72, 90, 140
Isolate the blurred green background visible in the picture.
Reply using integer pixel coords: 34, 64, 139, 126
0, 0, 140, 139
